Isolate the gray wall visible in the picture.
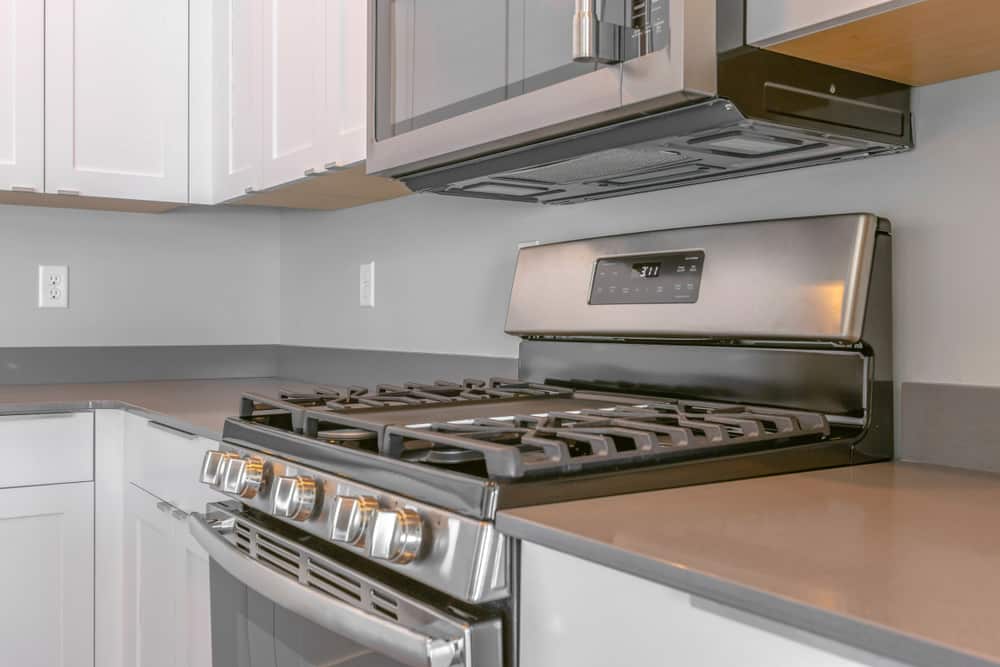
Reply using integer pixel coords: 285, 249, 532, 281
279, 69, 1000, 390
0, 205, 281, 346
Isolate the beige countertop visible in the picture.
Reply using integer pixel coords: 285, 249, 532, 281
498, 462, 1000, 667
0, 378, 314, 437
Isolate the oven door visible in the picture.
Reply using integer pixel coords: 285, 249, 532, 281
366, 0, 717, 177
190, 503, 504, 667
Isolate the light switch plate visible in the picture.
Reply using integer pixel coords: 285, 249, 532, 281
38, 265, 69, 308
360, 261, 374, 308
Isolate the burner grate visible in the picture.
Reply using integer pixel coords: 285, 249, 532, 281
316, 377, 572, 411
383, 399, 831, 479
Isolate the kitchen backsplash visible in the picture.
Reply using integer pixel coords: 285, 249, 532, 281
0, 204, 280, 347
280, 68, 1000, 392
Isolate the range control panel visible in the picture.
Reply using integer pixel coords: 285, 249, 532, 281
589, 251, 705, 305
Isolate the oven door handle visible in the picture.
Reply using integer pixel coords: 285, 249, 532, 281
188, 513, 463, 667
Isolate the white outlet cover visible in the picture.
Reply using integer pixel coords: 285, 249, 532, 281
360, 261, 375, 308
38, 265, 69, 308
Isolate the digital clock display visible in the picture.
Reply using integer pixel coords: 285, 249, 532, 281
590, 250, 705, 305
632, 262, 661, 279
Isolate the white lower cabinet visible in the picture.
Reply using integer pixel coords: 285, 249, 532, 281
174, 510, 214, 667
519, 542, 910, 667
0, 482, 95, 667
124, 482, 213, 667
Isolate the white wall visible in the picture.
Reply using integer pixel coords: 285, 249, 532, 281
0, 205, 281, 346
280, 68, 1000, 388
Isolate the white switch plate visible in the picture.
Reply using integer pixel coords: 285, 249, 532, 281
38, 265, 69, 308
359, 261, 375, 308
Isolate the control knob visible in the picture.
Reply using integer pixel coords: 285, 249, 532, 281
272, 476, 318, 521
200, 450, 238, 487
220, 455, 266, 499
330, 495, 379, 545
369, 508, 424, 564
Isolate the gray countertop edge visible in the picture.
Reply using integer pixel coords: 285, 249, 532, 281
496, 513, 999, 667
0, 400, 225, 440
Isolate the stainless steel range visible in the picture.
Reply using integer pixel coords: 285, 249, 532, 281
190, 213, 892, 667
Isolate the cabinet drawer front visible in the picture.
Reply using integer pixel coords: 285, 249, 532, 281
0, 411, 94, 487
124, 413, 225, 513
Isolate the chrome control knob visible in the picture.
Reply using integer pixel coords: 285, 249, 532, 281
369, 508, 424, 564
200, 450, 238, 487
330, 495, 379, 545
272, 476, 317, 521
220, 455, 265, 499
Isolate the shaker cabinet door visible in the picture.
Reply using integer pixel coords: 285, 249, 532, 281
259, 0, 327, 190
124, 483, 179, 667
174, 509, 213, 667
212, 0, 264, 202
0, 483, 95, 667
0, 0, 44, 193
45, 0, 189, 202
325, 0, 368, 167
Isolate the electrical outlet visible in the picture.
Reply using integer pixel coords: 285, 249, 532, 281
38, 265, 69, 308
359, 261, 375, 308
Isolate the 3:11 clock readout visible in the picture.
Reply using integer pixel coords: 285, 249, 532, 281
632, 262, 662, 279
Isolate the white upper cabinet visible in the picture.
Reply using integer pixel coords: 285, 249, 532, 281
0, 0, 43, 192
210, 0, 263, 202
259, 0, 328, 190
325, 0, 367, 168
207, 0, 371, 201
45, 0, 189, 202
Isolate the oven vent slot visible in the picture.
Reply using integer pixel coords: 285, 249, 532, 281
306, 560, 363, 603
226, 512, 476, 636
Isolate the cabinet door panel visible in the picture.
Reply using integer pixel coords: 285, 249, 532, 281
520, 542, 904, 667
45, 0, 188, 201
174, 514, 213, 667
0, 0, 43, 191
325, 0, 367, 167
124, 483, 178, 667
260, 0, 326, 189
213, 0, 263, 201
0, 483, 94, 667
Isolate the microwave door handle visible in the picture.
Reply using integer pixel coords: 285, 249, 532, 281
573, 0, 630, 63
188, 513, 462, 667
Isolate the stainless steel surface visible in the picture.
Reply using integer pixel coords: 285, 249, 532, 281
505, 214, 879, 342
573, 0, 630, 64
271, 475, 317, 522
220, 455, 265, 499
202, 441, 511, 603
368, 1, 910, 204
190, 505, 504, 667
369, 508, 424, 565
330, 495, 379, 545
200, 450, 236, 486
366, 0, 712, 177
519, 342, 868, 418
